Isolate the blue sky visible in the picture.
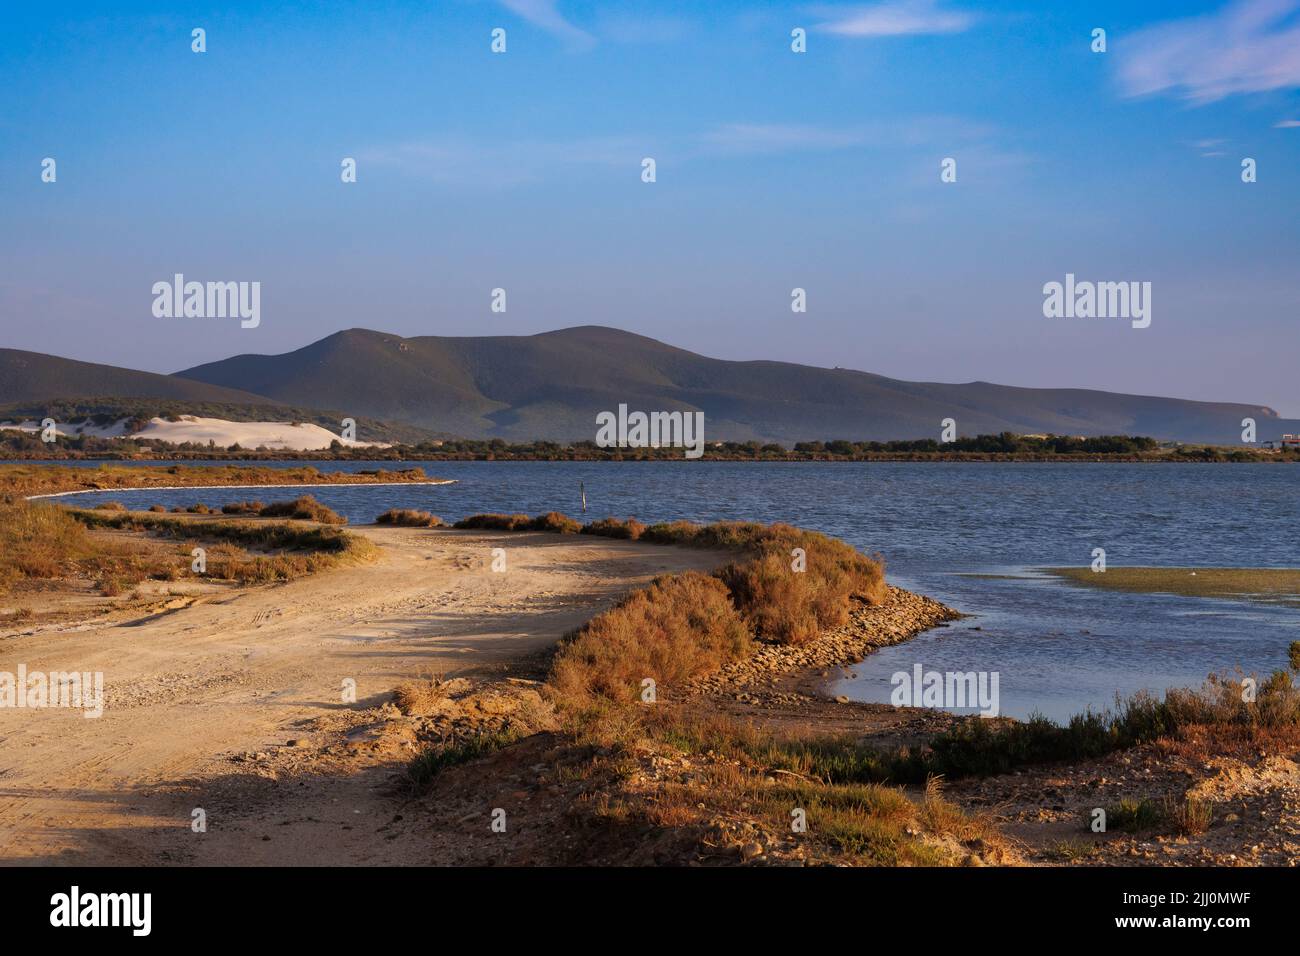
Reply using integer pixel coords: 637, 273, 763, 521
2, 1, 1298, 414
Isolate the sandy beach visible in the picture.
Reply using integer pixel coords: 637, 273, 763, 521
0, 526, 722, 864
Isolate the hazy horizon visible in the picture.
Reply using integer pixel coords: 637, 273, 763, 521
3, 0, 1298, 414
154, 321, 1300, 415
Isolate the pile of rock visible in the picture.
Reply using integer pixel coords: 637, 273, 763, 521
690, 585, 960, 694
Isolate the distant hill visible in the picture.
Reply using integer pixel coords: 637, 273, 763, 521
1, 348, 273, 406
173, 326, 1298, 445
0, 350, 436, 443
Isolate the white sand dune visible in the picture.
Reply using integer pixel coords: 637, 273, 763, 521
0, 415, 388, 450
0, 419, 125, 439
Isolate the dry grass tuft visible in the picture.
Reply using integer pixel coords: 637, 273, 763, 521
453, 513, 534, 531
256, 495, 347, 524
1, 500, 103, 586
581, 517, 647, 540
393, 674, 451, 715
454, 512, 581, 533
376, 508, 442, 528
1165, 795, 1214, 836
62, 506, 376, 585
549, 572, 752, 732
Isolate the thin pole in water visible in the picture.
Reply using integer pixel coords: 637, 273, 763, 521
580, 481, 587, 513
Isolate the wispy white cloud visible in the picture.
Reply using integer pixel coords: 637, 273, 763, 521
810, 1, 976, 37
360, 136, 640, 186
699, 123, 869, 155
1275, 118, 1300, 126
498, 0, 595, 50
592, 12, 691, 44
361, 117, 1023, 187
1118, 0, 1300, 104
699, 117, 997, 156
695, 119, 1033, 186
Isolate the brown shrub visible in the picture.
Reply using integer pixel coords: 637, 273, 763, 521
376, 508, 442, 528
719, 552, 821, 644
66, 507, 376, 587
638, 520, 705, 546
581, 517, 647, 540
393, 675, 451, 715
97, 575, 126, 596
0, 501, 92, 584
258, 496, 347, 525
1165, 796, 1214, 836
463, 512, 887, 647
531, 511, 582, 534
617, 519, 888, 645
548, 571, 752, 728
94, 501, 127, 512
454, 512, 580, 533
454, 513, 534, 531
717, 526, 886, 644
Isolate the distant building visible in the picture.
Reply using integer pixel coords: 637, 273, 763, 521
1262, 435, 1300, 450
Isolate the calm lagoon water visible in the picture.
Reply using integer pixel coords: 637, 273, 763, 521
30, 460, 1300, 722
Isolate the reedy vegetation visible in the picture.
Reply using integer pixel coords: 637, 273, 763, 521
376, 508, 443, 527
0, 463, 430, 498
430, 513, 1003, 864
0, 498, 373, 600
427, 513, 1300, 861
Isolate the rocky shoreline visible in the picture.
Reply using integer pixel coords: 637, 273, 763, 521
690, 585, 962, 696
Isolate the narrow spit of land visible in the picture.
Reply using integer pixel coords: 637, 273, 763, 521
4, 463, 444, 500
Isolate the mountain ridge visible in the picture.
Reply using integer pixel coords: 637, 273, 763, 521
173, 325, 1293, 445
2, 348, 275, 406
3, 328, 1292, 445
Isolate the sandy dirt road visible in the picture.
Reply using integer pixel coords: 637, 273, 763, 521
0, 527, 722, 865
